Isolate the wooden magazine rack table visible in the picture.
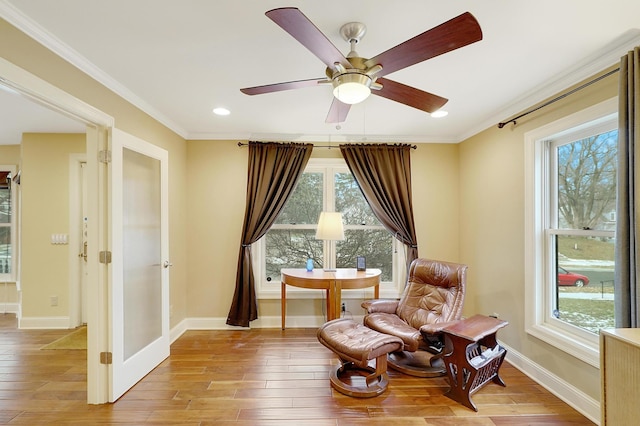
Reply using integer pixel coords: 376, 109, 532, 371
280, 268, 381, 330
442, 314, 508, 411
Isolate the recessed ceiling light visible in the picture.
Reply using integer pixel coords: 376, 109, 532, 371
431, 110, 448, 118
213, 107, 230, 116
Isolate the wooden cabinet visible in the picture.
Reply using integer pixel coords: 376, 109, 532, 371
600, 329, 640, 425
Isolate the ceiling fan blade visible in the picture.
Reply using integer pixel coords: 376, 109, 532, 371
266, 7, 351, 70
372, 78, 448, 113
365, 12, 482, 77
240, 78, 328, 95
325, 98, 351, 123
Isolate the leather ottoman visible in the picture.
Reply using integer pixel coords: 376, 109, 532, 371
317, 318, 403, 397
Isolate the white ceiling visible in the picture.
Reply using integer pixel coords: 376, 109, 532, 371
1, 0, 640, 146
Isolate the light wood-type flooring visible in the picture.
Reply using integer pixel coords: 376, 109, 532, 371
0, 313, 595, 425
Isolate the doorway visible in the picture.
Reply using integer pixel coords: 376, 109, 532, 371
1, 55, 113, 403
1, 56, 171, 405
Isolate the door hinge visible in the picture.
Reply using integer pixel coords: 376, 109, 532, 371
100, 351, 113, 365
98, 150, 111, 163
99, 250, 112, 264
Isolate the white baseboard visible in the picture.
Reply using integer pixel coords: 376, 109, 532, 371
0, 302, 19, 315
19, 316, 71, 329
178, 314, 365, 331
250, 314, 327, 329
502, 342, 600, 425
169, 318, 189, 344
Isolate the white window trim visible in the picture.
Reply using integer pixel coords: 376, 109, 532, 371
524, 97, 617, 368
254, 157, 406, 300
0, 164, 16, 282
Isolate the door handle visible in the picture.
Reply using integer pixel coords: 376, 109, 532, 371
163, 261, 173, 268
78, 241, 88, 262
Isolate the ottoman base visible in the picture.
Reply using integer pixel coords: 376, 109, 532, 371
329, 360, 390, 398
317, 318, 403, 398
387, 350, 446, 378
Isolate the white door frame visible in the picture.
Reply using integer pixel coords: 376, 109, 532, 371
0, 57, 114, 404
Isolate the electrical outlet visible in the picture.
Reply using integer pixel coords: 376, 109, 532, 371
50, 295, 58, 307
341, 302, 346, 313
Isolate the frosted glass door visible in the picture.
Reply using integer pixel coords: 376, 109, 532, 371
110, 128, 169, 402
122, 148, 162, 359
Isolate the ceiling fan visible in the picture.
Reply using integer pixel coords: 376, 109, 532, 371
240, 7, 483, 124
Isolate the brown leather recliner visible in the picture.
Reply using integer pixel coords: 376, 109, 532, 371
361, 258, 468, 377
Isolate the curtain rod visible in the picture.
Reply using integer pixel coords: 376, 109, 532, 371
237, 142, 417, 149
497, 67, 620, 129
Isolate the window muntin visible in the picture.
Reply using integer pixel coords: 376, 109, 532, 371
525, 97, 617, 367
258, 158, 400, 297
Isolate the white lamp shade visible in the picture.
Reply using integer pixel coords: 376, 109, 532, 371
315, 212, 345, 241
333, 82, 371, 104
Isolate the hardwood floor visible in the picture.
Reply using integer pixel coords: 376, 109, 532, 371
0, 313, 595, 425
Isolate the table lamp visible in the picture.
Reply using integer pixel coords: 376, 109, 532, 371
315, 211, 345, 271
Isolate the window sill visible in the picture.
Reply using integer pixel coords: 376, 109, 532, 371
527, 323, 599, 368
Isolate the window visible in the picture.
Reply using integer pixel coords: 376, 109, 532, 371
0, 166, 16, 281
254, 158, 404, 298
525, 98, 617, 367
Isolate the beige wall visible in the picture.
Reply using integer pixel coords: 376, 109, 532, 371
411, 144, 461, 263
20, 133, 84, 316
186, 140, 246, 318
459, 68, 619, 401
0, 144, 20, 162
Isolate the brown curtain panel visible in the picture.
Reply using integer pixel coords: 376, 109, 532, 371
227, 141, 313, 327
339, 143, 419, 270
615, 46, 640, 328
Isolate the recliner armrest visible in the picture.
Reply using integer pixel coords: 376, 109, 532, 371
361, 299, 399, 314
419, 319, 462, 336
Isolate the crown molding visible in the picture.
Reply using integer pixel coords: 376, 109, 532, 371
186, 131, 458, 143
0, 0, 188, 138
459, 29, 640, 142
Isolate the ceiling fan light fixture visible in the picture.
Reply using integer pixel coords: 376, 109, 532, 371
332, 73, 372, 104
